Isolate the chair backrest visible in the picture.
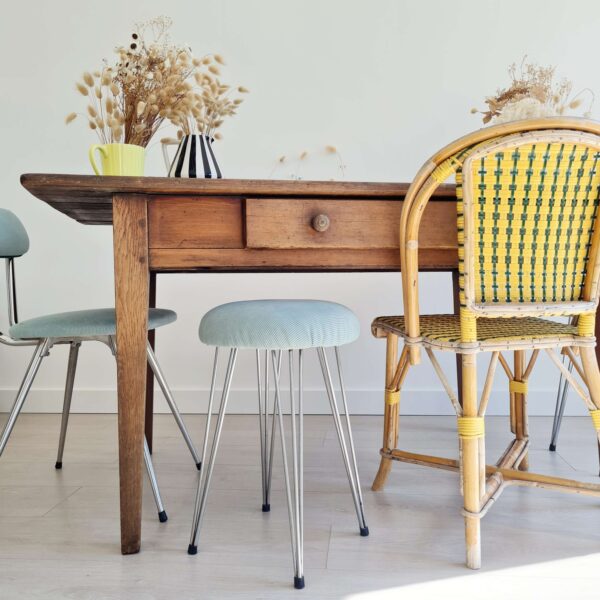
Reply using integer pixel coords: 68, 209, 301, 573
0, 209, 29, 327
400, 119, 600, 361
0, 209, 29, 258
458, 131, 600, 320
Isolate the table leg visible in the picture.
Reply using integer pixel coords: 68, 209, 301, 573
113, 194, 149, 555
145, 271, 156, 453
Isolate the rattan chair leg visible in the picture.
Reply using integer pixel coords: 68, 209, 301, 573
580, 347, 600, 476
461, 354, 481, 569
372, 333, 399, 491
513, 350, 529, 471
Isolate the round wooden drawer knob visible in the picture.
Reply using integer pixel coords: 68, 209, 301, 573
311, 214, 330, 232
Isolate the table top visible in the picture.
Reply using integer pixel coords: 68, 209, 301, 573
20, 174, 456, 225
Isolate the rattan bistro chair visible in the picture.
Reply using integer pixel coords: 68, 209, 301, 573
187, 300, 369, 589
0, 209, 201, 521
371, 117, 600, 569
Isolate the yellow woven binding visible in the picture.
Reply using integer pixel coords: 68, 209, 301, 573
460, 308, 477, 343
578, 313, 596, 337
590, 409, 600, 430
385, 390, 400, 405
457, 416, 485, 439
509, 380, 528, 394
431, 158, 458, 183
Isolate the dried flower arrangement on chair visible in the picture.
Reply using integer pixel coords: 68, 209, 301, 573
471, 58, 594, 124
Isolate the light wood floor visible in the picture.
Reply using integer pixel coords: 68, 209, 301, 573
1, 414, 600, 599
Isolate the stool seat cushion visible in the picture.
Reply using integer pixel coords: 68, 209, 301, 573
199, 300, 360, 349
10, 308, 176, 340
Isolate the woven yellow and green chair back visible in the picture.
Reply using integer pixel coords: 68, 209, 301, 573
455, 132, 600, 341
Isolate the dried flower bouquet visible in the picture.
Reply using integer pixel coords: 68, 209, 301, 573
471, 58, 593, 124
66, 17, 247, 147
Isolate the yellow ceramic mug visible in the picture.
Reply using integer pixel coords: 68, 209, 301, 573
89, 143, 145, 176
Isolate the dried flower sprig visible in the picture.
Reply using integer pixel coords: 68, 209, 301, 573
167, 62, 249, 140
472, 57, 594, 124
268, 145, 347, 180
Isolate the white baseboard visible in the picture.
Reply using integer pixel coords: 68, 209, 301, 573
0, 387, 588, 416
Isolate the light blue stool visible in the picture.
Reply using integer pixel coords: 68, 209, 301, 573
188, 300, 369, 589
0, 209, 201, 522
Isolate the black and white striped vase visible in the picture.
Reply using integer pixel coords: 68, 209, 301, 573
161, 134, 222, 178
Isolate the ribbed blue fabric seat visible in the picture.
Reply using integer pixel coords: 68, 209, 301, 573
199, 300, 360, 349
9, 308, 177, 340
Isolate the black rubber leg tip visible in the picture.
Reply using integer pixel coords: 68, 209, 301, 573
262, 503, 271, 512
54, 461, 62, 469
549, 444, 556, 452
360, 526, 370, 537
196, 461, 202, 471
158, 511, 168, 523
187, 544, 198, 555
294, 576, 305, 590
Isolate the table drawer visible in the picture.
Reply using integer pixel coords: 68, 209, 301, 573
148, 196, 244, 249
246, 198, 457, 249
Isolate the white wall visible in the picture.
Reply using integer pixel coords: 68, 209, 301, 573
1, 0, 599, 416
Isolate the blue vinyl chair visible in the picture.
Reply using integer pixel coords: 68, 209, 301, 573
0, 209, 201, 522
188, 299, 369, 589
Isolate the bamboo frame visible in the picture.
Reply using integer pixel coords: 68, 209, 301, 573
425, 347, 461, 415
384, 447, 600, 497
375, 118, 600, 570
513, 351, 529, 471
400, 120, 600, 363
372, 334, 400, 491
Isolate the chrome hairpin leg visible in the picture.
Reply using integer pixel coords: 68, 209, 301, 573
333, 346, 368, 533
256, 349, 282, 512
271, 349, 304, 589
317, 347, 369, 536
146, 341, 201, 469
199, 347, 220, 479
55, 341, 81, 469
289, 350, 304, 588
188, 348, 237, 554
265, 351, 282, 511
0, 339, 49, 457
257, 349, 269, 511
143, 436, 167, 522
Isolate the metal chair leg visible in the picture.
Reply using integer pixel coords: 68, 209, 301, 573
146, 341, 201, 469
55, 341, 81, 469
143, 436, 167, 522
289, 350, 304, 589
549, 359, 573, 451
257, 349, 282, 513
265, 351, 282, 512
0, 339, 49, 457
199, 347, 219, 479
188, 348, 237, 555
256, 350, 269, 511
333, 346, 368, 535
271, 350, 304, 589
317, 347, 369, 536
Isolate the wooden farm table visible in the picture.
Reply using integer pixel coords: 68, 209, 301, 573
20, 174, 460, 555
